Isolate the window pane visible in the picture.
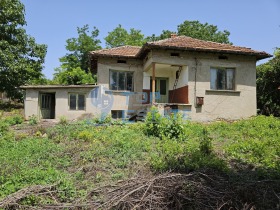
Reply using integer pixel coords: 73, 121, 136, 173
160, 80, 166, 95
217, 69, 226, 90
226, 69, 234, 90
210, 69, 217, 89
78, 94, 85, 110
126, 72, 133, 91
118, 72, 125, 90
110, 71, 118, 90
69, 94, 77, 110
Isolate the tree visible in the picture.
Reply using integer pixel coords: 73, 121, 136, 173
177, 20, 231, 44
105, 24, 146, 48
146, 30, 175, 42
59, 24, 101, 73
52, 67, 94, 85
147, 20, 231, 44
257, 49, 280, 116
0, 0, 47, 100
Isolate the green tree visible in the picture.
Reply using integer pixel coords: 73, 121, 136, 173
257, 49, 280, 116
177, 20, 231, 44
59, 24, 101, 73
105, 24, 146, 48
0, 0, 47, 100
146, 30, 175, 42
147, 20, 231, 44
52, 67, 95, 85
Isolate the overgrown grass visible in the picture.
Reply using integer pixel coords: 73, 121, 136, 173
0, 112, 280, 207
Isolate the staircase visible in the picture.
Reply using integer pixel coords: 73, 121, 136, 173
126, 107, 148, 122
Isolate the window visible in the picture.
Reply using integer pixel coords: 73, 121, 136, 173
69, 93, 85, 110
41, 94, 51, 109
210, 68, 235, 90
110, 70, 133, 91
111, 110, 124, 119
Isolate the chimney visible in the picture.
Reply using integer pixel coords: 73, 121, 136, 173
170, 33, 177, 38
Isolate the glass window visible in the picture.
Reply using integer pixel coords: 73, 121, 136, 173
210, 68, 235, 90
69, 93, 85, 110
160, 79, 167, 95
109, 70, 134, 91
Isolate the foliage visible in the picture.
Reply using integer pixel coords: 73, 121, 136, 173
59, 24, 101, 73
0, 0, 47, 100
147, 20, 231, 44
3, 114, 23, 125
1, 114, 280, 208
144, 106, 186, 141
256, 49, 280, 116
28, 115, 38, 125
53, 25, 101, 85
52, 67, 95, 85
58, 116, 68, 125
105, 24, 146, 48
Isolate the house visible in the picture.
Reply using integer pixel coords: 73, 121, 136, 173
22, 35, 271, 121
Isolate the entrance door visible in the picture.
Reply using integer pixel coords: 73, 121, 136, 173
150, 78, 169, 103
40, 93, 55, 119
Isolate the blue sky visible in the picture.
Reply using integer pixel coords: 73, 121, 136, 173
21, 0, 280, 79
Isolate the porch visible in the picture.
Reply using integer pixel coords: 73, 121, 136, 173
142, 63, 190, 105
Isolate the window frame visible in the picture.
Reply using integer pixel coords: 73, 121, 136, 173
109, 70, 134, 91
210, 67, 236, 90
68, 93, 86, 111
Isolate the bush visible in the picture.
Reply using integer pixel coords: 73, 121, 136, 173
4, 114, 24, 125
29, 115, 38, 125
144, 106, 186, 141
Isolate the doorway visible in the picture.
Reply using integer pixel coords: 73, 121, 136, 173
39, 93, 55, 119
150, 78, 169, 103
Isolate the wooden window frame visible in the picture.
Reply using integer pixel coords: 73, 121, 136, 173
68, 93, 86, 111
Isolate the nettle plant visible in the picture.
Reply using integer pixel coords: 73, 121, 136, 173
144, 106, 186, 141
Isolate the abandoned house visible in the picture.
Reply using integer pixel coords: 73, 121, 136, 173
22, 35, 271, 121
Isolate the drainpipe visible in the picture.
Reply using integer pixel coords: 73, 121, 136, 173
194, 58, 198, 107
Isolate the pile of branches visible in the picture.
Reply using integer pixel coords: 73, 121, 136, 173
1, 171, 280, 209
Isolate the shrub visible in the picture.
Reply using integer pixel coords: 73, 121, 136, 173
4, 114, 24, 125
144, 106, 186, 141
29, 115, 38, 125
59, 116, 68, 125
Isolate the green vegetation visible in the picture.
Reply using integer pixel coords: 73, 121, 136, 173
257, 48, 280, 116
0, 110, 280, 208
0, 0, 47, 100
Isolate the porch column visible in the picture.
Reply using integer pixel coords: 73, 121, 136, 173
152, 63, 156, 104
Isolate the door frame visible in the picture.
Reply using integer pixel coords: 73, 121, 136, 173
150, 77, 169, 103
38, 92, 56, 119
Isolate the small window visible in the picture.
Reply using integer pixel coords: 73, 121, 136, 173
210, 68, 235, 90
69, 93, 85, 110
117, 60, 127, 64
110, 70, 134, 91
170, 52, 180, 57
111, 110, 124, 119
218, 55, 228, 60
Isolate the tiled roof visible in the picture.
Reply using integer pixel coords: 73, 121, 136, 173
20, 85, 97, 89
90, 36, 271, 60
142, 36, 271, 59
90, 46, 141, 57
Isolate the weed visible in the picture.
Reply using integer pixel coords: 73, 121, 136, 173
29, 115, 38, 125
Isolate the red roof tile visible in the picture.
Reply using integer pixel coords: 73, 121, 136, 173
142, 36, 271, 59
90, 46, 141, 57
90, 36, 271, 60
